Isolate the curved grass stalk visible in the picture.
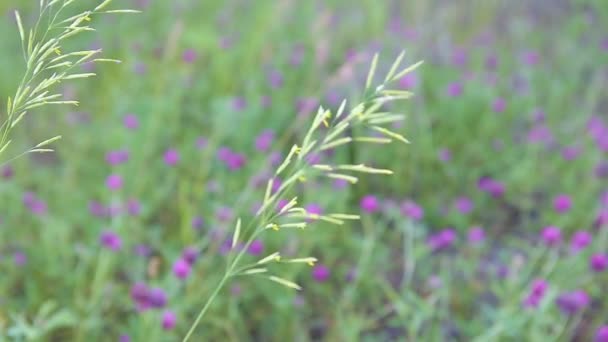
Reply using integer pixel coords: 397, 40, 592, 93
1, 0, 138, 165
183, 53, 423, 341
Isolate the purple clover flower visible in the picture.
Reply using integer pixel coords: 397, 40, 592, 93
360, 195, 379, 213
556, 290, 590, 315
164, 149, 180, 166
570, 230, 592, 252
172, 258, 191, 279
596, 326, 608, 342
106, 174, 123, 191
428, 228, 457, 251
161, 310, 177, 330
541, 226, 562, 247
401, 200, 424, 220
523, 279, 548, 308
467, 226, 485, 244
248, 240, 264, 256
100, 230, 122, 251
553, 194, 572, 213
591, 254, 608, 272
123, 114, 139, 130
312, 264, 330, 282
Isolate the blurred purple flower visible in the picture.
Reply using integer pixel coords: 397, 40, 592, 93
13, 251, 27, 266
446, 82, 463, 97
126, 199, 141, 216
106, 174, 123, 191
527, 125, 553, 144
105, 149, 130, 166
2, 165, 13, 179
119, 335, 131, 342
553, 194, 572, 213
454, 196, 474, 214
148, 287, 167, 308
233, 97, 247, 111
561, 146, 581, 161
541, 226, 562, 247
191, 216, 204, 230
522, 50, 540, 66
312, 264, 330, 282
570, 230, 592, 252
161, 311, 177, 330
467, 226, 485, 244
173, 258, 191, 279
492, 98, 506, 113
100, 230, 122, 251
360, 195, 379, 213
401, 200, 424, 220
438, 148, 452, 162
428, 228, 457, 251
182, 247, 198, 265
248, 240, 264, 256
164, 149, 179, 166
556, 290, 590, 315
255, 130, 274, 152
268, 70, 283, 88
523, 279, 548, 308
123, 114, 139, 130
398, 73, 417, 89
89, 201, 108, 217
182, 48, 197, 63
596, 326, 608, 342
591, 254, 608, 272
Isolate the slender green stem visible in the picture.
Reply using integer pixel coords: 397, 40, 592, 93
182, 274, 229, 342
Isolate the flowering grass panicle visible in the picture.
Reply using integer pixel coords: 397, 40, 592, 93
182, 53, 423, 341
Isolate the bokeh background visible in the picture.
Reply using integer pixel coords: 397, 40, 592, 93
1, 0, 608, 341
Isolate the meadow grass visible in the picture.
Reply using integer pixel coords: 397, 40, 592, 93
1, 0, 608, 341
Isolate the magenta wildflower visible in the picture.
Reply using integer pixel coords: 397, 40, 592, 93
216, 206, 233, 222
398, 73, 417, 89
267, 70, 283, 88
556, 290, 590, 315
527, 125, 553, 144
232, 97, 247, 111
333, 178, 349, 189
119, 335, 131, 342
305, 203, 323, 222
2, 165, 13, 179
182, 247, 198, 265
191, 216, 204, 230
106, 174, 123, 191
23, 192, 48, 215
467, 226, 485, 244
478, 177, 505, 198
13, 251, 27, 266
123, 114, 139, 130
312, 264, 330, 282
172, 258, 191, 279
570, 230, 592, 252
561, 146, 581, 161
438, 148, 452, 162
591, 254, 608, 272
454, 196, 474, 214
485, 54, 498, 70
523, 279, 548, 308
596, 326, 608, 342
492, 98, 506, 113
255, 130, 274, 152
126, 199, 141, 216
248, 240, 264, 256
105, 149, 129, 166
100, 230, 122, 251
522, 50, 540, 66
196, 137, 208, 149
148, 287, 168, 308
401, 200, 424, 220
164, 149, 179, 166
428, 228, 457, 251
446, 82, 463, 97
553, 194, 572, 213
182, 48, 197, 63
360, 195, 379, 213
89, 201, 108, 217
541, 226, 562, 247
161, 310, 177, 330
451, 47, 468, 67
130, 282, 150, 306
